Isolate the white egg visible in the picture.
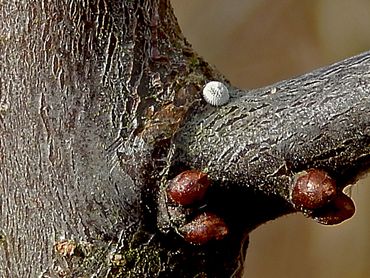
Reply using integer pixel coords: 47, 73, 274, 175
202, 81, 230, 106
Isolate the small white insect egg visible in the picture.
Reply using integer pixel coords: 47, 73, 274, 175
202, 81, 230, 106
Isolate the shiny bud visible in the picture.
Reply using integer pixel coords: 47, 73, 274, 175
310, 192, 356, 225
167, 170, 211, 206
291, 169, 337, 210
179, 212, 229, 245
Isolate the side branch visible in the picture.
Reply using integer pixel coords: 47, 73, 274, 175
173, 51, 370, 230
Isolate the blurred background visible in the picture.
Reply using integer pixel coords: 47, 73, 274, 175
171, 1, 370, 277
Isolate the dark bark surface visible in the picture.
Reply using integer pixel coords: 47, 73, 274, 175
174, 51, 370, 230
0, 0, 369, 277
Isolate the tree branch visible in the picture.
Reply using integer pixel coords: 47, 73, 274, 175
0, 0, 369, 277
173, 51, 370, 232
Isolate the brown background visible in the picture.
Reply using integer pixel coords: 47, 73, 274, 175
171, 0, 370, 277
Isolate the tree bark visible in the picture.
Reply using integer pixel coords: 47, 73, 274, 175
0, 0, 369, 277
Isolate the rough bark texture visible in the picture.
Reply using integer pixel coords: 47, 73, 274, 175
174, 52, 370, 232
0, 0, 369, 277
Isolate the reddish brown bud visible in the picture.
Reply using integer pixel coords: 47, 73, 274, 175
310, 192, 355, 225
179, 212, 229, 245
167, 170, 211, 206
291, 169, 337, 210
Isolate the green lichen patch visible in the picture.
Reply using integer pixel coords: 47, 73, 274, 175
109, 245, 162, 277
